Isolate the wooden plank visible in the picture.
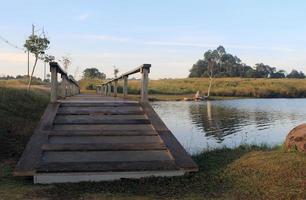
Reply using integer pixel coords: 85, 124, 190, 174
43, 150, 173, 162
53, 124, 153, 131
48, 135, 162, 144
47, 130, 157, 137
34, 170, 185, 184
14, 103, 60, 176
42, 143, 166, 151
60, 102, 139, 107
54, 115, 147, 121
37, 160, 178, 173
57, 106, 143, 115
53, 118, 150, 125
140, 102, 198, 172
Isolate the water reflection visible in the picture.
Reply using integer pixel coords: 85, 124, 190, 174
151, 99, 306, 154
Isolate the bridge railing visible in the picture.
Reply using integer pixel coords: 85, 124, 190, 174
96, 64, 151, 101
49, 62, 80, 103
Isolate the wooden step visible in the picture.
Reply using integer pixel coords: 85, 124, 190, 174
37, 160, 178, 173
48, 135, 163, 144
41, 143, 166, 151
53, 124, 153, 131
60, 102, 139, 107
54, 115, 147, 121
57, 106, 144, 115
47, 130, 158, 137
53, 118, 150, 125
43, 150, 173, 163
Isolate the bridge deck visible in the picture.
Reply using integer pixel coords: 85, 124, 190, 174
14, 94, 198, 183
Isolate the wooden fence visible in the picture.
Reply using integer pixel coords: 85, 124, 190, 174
49, 62, 80, 103
96, 64, 151, 101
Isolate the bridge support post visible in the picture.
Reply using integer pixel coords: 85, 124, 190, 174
61, 74, 68, 98
123, 76, 128, 98
141, 67, 150, 102
50, 66, 58, 103
107, 84, 111, 96
114, 80, 118, 97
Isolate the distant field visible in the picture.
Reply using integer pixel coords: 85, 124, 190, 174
80, 78, 306, 98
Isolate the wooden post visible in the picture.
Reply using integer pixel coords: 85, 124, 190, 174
61, 74, 67, 98
104, 85, 107, 96
114, 80, 118, 97
107, 84, 111, 96
123, 76, 128, 98
50, 66, 58, 103
141, 67, 149, 101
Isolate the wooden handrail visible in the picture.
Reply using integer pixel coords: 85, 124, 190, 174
96, 64, 151, 101
50, 62, 80, 103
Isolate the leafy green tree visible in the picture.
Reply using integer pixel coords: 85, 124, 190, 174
82, 68, 106, 79
24, 34, 50, 91
287, 70, 305, 79
270, 70, 286, 78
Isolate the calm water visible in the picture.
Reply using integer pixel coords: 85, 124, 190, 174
151, 99, 306, 155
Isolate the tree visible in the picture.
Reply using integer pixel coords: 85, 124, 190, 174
270, 70, 286, 78
188, 45, 305, 79
114, 66, 119, 78
287, 70, 306, 79
60, 56, 71, 72
24, 34, 50, 91
43, 54, 55, 81
254, 63, 275, 78
82, 68, 106, 79
204, 48, 221, 98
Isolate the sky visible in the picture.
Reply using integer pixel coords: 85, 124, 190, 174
1, 0, 306, 80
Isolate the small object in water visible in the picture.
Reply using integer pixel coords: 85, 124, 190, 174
194, 90, 204, 101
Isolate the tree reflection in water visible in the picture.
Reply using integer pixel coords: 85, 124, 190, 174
152, 99, 306, 154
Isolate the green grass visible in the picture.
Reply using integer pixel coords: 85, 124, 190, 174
0, 82, 305, 200
80, 78, 306, 99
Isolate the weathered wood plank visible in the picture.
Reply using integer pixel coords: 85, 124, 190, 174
46, 130, 158, 136
14, 103, 60, 176
48, 135, 162, 144
53, 124, 153, 131
42, 143, 166, 151
53, 117, 150, 125
43, 150, 173, 162
37, 160, 178, 173
60, 102, 139, 107
140, 102, 198, 172
54, 115, 147, 121
57, 106, 143, 115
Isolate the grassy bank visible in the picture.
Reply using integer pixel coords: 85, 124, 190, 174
80, 78, 306, 99
0, 84, 305, 200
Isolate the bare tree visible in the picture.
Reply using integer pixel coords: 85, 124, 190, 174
204, 50, 220, 98
60, 56, 71, 72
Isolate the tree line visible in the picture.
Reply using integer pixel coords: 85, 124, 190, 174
189, 46, 305, 79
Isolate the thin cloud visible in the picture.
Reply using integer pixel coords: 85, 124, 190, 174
79, 34, 131, 43
77, 13, 89, 21
75, 34, 294, 52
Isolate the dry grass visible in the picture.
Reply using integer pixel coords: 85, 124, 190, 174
80, 78, 306, 98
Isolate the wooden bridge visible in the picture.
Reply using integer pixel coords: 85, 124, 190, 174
14, 62, 198, 184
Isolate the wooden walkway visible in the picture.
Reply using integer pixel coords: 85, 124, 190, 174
15, 94, 198, 183
14, 63, 198, 183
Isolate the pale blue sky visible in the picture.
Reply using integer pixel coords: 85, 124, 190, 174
1, 0, 306, 79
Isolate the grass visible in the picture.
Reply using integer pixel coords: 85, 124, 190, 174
0, 83, 305, 200
80, 77, 306, 99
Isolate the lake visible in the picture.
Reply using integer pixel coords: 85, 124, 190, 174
151, 99, 306, 155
